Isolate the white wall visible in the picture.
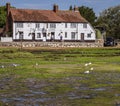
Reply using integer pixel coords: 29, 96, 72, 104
1, 37, 13, 42
13, 22, 96, 41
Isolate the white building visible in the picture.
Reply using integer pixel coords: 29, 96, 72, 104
6, 3, 96, 42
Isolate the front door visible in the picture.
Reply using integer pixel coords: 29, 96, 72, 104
19, 32, 23, 40
32, 33, 35, 41
51, 32, 55, 41
81, 33, 84, 42
43, 33, 47, 41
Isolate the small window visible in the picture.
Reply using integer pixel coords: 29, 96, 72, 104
87, 34, 91, 38
83, 23, 87, 28
46, 23, 48, 28
27, 23, 31, 27
50, 23, 56, 28
35, 23, 40, 28
65, 23, 67, 28
37, 33, 41, 38
16, 23, 23, 28
65, 32, 67, 38
71, 32, 76, 40
71, 23, 77, 28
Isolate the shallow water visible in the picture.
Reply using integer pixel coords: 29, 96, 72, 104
0, 72, 120, 105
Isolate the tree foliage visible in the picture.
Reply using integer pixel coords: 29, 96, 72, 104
96, 5, 120, 39
69, 5, 96, 25
78, 6, 96, 25
0, 6, 6, 28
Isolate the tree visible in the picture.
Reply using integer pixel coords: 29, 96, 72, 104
0, 6, 6, 28
69, 5, 96, 25
78, 6, 96, 25
96, 5, 120, 39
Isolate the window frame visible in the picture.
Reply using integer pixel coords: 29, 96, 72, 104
71, 23, 77, 28
83, 23, 87, 28
50, 23, 56, 28
87, 33, 91, 38
37, 33, 41, 38
65, 32, 67, 38
65, 23, 67, 28
35, 23, 40, 28
16, 23, 23, 28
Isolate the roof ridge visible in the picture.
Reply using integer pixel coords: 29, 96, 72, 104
11, 8, 51, 11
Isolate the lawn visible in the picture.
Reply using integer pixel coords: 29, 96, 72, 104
0, 47, 120, 106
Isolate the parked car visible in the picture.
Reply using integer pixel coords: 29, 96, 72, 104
104, 37, 117, 46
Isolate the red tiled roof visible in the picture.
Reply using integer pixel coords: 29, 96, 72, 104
10, 8, 87, 23
56, 10, 87, 23
10, 8, 64, 22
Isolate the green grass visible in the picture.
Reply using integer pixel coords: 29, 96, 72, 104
0, 47, 120, 105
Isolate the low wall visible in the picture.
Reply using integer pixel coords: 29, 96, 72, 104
1, 37, 13, 42
117, 42, 120, 47
0, 41, 103, 48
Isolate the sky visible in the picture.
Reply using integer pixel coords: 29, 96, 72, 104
1, 0, 120, 16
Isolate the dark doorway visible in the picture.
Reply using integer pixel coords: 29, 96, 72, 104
19, 32, 23, 40
43, 33, 47, 41
81, 33, 84, 42
43, 33, 46, 37
51, 32, 55, 41
32, 33, 35, 41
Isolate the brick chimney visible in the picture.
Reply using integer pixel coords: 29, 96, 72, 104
5, 3, 11, 35
6, 3, 10, 16
53, 4, 59, 12
74, 5, 79, 12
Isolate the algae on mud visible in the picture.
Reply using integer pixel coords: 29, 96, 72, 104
0, 48, 120, 106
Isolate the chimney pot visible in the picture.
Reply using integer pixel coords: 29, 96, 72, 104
6, 3, 10, 16
53, 4, 59, 12
74, 6, 79, 12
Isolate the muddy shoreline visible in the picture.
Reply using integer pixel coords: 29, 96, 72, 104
0, 72, 120, 106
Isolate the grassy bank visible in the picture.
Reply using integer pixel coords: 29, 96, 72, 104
0, 47, 120, 106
